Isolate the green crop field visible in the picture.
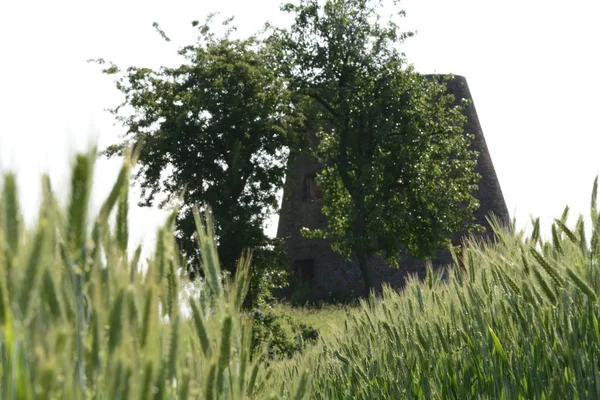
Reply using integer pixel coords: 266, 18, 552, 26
1, 149, 599, 399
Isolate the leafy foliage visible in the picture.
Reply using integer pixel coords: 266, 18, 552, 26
289, 283, 323, 307
246, 237, 292, 307
250, 307, 319, 360
271, 0, 481, 293
90, 16, 303, 293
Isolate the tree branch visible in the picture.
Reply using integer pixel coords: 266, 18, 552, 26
310, 92, 338, 118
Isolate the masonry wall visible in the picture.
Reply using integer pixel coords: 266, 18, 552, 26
276, 75, 509, 298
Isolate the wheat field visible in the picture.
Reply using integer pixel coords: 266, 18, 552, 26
1, 149, 599, 399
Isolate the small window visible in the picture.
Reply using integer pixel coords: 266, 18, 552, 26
304, 175, 323, 201
294, 259, 315, 285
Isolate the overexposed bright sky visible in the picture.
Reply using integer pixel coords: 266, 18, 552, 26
1, 0, 599, 256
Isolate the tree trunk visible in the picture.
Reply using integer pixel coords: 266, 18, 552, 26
355, 244, 376, 296
353, 187, 377, 296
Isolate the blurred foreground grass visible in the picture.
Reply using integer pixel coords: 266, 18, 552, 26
0, 149, 308, 399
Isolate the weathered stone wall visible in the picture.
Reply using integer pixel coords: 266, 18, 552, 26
442, 75, 509, 238
276, 75, 509, 298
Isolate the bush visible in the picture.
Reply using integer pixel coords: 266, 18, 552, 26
289, 283, 323, 307
325, 285, 357, 305
250, 307, 319, 360
244, 237, 292, 308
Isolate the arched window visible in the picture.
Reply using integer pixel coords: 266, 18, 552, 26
304, 174, 323, 201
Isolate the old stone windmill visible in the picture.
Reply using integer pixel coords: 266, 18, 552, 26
276, 75, 509, 298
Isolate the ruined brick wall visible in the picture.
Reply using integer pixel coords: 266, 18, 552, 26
276, 75, 509, 298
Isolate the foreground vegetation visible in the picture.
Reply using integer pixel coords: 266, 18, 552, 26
1, 150, 600, 398
0, 150, 309, 399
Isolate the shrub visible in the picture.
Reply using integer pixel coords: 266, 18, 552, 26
244, 237, 292, 308
289, 283, 323, 307
325, 285, 357, 305
250, 307, 319, 360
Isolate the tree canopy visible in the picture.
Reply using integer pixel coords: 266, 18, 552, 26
272, 0, 481, 293
94, 1, 482, 298
92, 17, 305, 303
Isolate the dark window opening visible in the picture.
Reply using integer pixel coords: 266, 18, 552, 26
304, 175, 323, 201
294, 259, 315, 285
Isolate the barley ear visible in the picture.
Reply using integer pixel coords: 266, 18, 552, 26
0, 226, 5, 325
167, 316, 179, 382
532, 267, 557, 304
38, 174, 56, 224
190, 300, 211, 357
239, 318, 253, 395
531, 216, 541, 245
129, 245, 142, 283
108, 289, 126, 354
566, 267, 597, 301
425, 263, 433, 289
139, 287, 154, 349
467, 249, 476, 284
67, 150, 95, 264
293, 370, 310, 400
247, 362, 260, 397
216, 316, 233, 394
530, 248, 564, 287
178, 372, 190, 400
205, 364, 217, 400
116, 177, 129, 255
233, 250, 252, 310
0, 269, 8, 325
19, 217, 49, 316
449, 242, 460, 269
3, 172, 21, 257
193, 206, 222, 299
139, 361, 153, 400
166, 259, 178, 318
555, 219, 577, 244
521, 250, 530, 275
576, 216, 588, 255
591, 175, 598, 222
551, 224, 563, 255
89, 313, 101, 373
560, 205, 570, 223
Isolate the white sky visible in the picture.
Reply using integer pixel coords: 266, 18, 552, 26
1, 0, 599, 256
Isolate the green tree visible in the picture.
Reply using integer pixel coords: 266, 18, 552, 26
91, 17, 303, 303
272, 0, 481, 294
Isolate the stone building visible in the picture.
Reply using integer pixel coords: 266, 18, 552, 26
276, 75, 509, 299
